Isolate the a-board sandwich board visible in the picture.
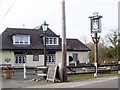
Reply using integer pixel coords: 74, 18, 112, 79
46, 65, 61, 83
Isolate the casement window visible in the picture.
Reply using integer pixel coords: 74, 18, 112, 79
45, 37, 59, 45
73, 53, 78, 60
13, 35, 30, 45
33, 55, 39, 61
46, 54, 55, 64
15, 55, 25, 64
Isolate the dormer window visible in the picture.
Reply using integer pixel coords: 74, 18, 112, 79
13, 35, 30, 45
46, 37, 59, 45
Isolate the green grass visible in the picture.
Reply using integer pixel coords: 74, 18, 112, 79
67, 71, 118, 81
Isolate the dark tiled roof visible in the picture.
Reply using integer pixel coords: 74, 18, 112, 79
66, 39, 90, 51
1, 28, 90, 51
1, 28, 43, 50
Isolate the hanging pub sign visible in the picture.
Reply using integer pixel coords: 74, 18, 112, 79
89, 12, 103, 33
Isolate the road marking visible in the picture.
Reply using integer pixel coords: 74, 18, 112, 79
70, 76, 118, 88
71, 83, 87, 87
71, 85, 79, 87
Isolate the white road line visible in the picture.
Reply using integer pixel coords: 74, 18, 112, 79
71, 85, 80, 87
71, 83, 90, 88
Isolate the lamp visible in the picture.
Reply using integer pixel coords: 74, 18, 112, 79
42, 21, 49, 32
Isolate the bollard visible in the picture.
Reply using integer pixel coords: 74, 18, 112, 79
59, 63, 62, 81
94, 62, 97, 77
23, 63, 26, 79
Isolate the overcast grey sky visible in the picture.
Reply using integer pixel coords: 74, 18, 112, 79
0, 0, 119, 42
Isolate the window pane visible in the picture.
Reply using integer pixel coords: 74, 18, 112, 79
23, 57, 25, 63
19, 57, 22, 63
33, 55, 39, 61
50, 38, 52, 44
15, 55, 26, 64
24, 36, 28, 44
73, 53, 78, 60
52, 56, 54, 62
15, 57, 18, 63
46, 55, 55, 64
20, 37, 24, 44
54, 38, 57, 44
46, 56, 49, 63
46, 37, 58, 45
15, 36, 19, 44
13, 35, 30, 45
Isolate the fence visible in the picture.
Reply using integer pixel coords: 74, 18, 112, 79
1, 64, 117, 79
67, 64, 118, 75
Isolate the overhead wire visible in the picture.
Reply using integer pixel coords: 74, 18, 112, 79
0, 0, 16, 25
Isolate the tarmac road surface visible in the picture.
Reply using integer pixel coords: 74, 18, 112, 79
24, 76, 118, 88
1, 70, 119, 89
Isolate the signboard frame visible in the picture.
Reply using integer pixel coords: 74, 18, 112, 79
91, 18, 101, 33
89, 15, 102, 34
46, 65, 61, 83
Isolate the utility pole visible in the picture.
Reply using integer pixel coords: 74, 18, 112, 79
61, 0, 67, 82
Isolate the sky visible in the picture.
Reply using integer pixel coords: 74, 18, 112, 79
0, 0, 119, 43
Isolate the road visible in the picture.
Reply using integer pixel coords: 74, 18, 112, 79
73, 77, 118, 88
1, 70, 118, 89
24, 76, 118, 88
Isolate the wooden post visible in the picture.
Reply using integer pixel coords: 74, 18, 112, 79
92, 33, 100, 77
89, 12, 102, 77
61, 0, 67, 82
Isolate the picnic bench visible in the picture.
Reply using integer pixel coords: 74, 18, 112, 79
35, 66, 48, 79
0, 64, 15, 74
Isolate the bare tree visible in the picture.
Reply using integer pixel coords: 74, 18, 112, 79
101, 30, 118, 63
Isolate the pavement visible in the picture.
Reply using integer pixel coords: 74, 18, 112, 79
1, 70, 51, 88
0, 70, 119, 89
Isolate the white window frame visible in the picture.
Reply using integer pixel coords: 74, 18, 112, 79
46, 54, 55, 64
33, 55, 39, 61
15, 55, 26, 65
13, 35, 30, 45
73, 53, 78, 61
45, 37, 59, 45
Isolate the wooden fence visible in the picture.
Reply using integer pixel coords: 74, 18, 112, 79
1, 64, 118, 76
67, 64, 118, 75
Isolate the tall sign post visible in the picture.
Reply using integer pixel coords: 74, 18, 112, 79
89, 12, 103, 77
61, 0, 67, 82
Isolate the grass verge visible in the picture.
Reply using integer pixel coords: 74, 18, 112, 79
67, 71, 118, 81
